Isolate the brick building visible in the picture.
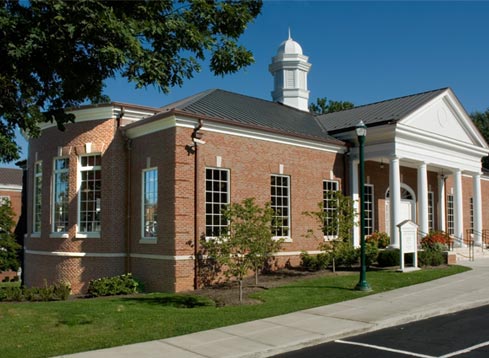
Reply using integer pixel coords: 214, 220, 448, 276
23, 36, 489, 294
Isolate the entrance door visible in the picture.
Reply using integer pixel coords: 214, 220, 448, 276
385, 185, 416, 235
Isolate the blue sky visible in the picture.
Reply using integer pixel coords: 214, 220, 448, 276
7, 1, 489, 167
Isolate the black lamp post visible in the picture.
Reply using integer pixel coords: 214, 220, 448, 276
355, 120, 372, 292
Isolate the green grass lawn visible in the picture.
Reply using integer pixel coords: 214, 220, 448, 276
0, 265, 469, 358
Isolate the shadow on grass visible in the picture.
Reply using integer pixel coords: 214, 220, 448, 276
120, 294, 216, 308
272, 284, 357, 291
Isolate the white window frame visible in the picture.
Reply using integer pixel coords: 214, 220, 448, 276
32, 160, 42, 236
323, 180, 339, 240
0, 195, 10, 205
447, 194, 454, 235
140, 167, 158, 243
77, 154, 101, 238
428, 191, 434, 233
271, 174, 291, 241
364, 184, 374, 236
51, 157, 69, 236
205, 167, 230, 239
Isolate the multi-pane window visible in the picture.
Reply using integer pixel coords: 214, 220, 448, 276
364, 184, 374, 235
271, 175, 290, 237
142, 168, 158, 238
0, 195, 10, 205
33, 161, 42, 233
79, 155, 101, 233
53, 158, 69, 232
205, 168, 229, 237
323, 180, 339, 237
447, 194, 454, 235
428, 192, 434, 232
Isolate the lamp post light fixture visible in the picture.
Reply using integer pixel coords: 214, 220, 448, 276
355, 120, 372, 292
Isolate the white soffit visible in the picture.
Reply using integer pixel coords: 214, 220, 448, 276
401, 89, 487, 149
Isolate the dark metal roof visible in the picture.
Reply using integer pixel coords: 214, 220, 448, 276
315, 88, 448, 133
0, 168, 22, 186
160, 89, 343, 144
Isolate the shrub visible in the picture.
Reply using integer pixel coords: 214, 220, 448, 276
2, 276, 10, 282
0, 286, 23, 301
377, 249, 400, 267
87, 273, 142, 297
366, 232, 390, 249
300, 252, 330, 271
363, 242, 379, 267
421, 231, 450, 250
0, 281, 70, 302
418, 245, 445, 267
330, 241, 358, 268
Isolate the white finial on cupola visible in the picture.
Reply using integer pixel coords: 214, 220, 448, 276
269, 31, 312, 112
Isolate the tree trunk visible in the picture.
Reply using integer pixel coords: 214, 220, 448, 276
332, 257, 336, 273
239, 279, 243, 303
255, 268, 258, 286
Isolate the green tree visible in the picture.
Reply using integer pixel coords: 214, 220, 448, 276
471, 109, 489, 169
0, 0, 262, 162
0, 200, 21, 272
309, 97, 354, 114
201, 198, 282, 302
303, 191, 356, 272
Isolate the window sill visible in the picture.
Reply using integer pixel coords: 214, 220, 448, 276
30, 232, 41, 238
323, 235, 338, 241
273, 236, 292, 243
139, 237, 157, 244
49, 232, 69, 239
76, 232, 101, 239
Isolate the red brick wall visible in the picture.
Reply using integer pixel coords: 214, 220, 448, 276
25, 118, 127, 294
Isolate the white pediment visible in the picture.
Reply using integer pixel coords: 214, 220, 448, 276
401, 89, 487, 148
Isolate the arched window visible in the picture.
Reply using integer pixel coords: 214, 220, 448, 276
386, 187, 414, 200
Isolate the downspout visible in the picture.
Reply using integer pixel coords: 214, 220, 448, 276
192, 119, 204, 290
125, 137, 132, 274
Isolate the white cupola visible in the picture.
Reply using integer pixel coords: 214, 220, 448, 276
269, 30, 312, 112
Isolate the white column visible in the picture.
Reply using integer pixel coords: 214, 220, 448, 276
438, 174, 446, 232
351, 159, 360, 247
417, 162, 429, 235
473, 173, 483, 246
389, 157, 401, 248
454, 169, 464, 243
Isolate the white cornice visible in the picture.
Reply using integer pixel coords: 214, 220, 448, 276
38, 105, 159, 131
126, 114, 346, 154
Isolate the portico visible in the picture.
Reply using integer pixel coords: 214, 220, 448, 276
343, 88, 489, 248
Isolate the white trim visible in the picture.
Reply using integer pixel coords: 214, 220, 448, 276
130, 253, 194, 261
49, 232, 69, 239
25, 249, 125, 258
125, 115, 346, 154
32, 160, 42, 234
75, 232, 101, 239
139, 238, 157, 244
39, 106, 158, 130
274, 250, 323, 256
24, 249, 331, 260
52, 157, 70, 234
77, 153, 102, 235
0, 184, 22, 192
141, 167, 158, 241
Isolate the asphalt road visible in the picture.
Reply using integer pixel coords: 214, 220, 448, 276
273, 304, 489, 358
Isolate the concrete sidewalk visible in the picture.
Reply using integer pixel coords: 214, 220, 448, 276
58, 258, 489, 358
